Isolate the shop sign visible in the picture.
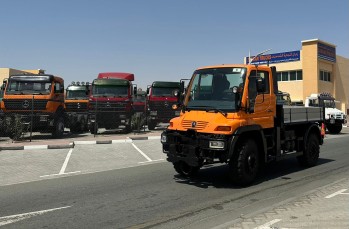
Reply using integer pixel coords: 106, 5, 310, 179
247, 51, 300, 65
318, 42, 336, 62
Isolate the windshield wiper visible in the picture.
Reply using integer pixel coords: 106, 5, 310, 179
187, 105, 227, 116
205, 107, 227, 116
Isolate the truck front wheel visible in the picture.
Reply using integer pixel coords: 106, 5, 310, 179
173, 161, 200, 177
147, 120, 156, 130
229, 139, 260, 186
52, 117, 64, 138
297, 133, 319, 167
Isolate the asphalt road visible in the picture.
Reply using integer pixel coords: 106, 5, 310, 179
0, 129, 349, 228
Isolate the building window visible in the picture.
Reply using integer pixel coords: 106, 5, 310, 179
320, 70, 331, 82
277, 70, 303, 81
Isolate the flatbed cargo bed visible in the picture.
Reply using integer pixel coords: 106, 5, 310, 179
283, 106, 324, 124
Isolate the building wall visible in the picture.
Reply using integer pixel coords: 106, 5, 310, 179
0, 68, 44, 83
270, 55, 303, 102
336, 56, 349, 113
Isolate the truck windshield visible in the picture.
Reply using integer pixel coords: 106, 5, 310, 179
186, 67, 246, 111
66, 90, 88, 99
92, 85, 128, 97
320, 99, 336, 108
152, 87, 177, 96
6, 81, 52, 95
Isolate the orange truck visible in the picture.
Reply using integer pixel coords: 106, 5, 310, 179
2, 74, 65, 138
161, 64, 325, 185
64, 81, 90, 133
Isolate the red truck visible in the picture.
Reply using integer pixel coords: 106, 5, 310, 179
88, 72, 136, 134
146, 81, 181, 130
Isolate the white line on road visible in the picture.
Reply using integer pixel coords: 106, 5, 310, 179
253, 219, 282, 229
131, 142, 152, 162
325, 189, 349, 198
138, 159, 165, 164
0, 206, 71, 226
59, 148, 73, 174
40, 171, 81, 178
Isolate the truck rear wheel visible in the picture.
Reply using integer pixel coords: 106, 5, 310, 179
52, 117, 64, 138
229, 139, 260, 186
297, 133, 319, 167
173, 161, 200, 177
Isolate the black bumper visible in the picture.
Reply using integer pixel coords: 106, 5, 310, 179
161, 130, 229, 167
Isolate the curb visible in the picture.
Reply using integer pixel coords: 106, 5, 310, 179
0, 136, 160, 151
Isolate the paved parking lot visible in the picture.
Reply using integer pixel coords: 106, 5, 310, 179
0, 139, 164, 186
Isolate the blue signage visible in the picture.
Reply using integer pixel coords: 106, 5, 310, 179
247, 51, 300, 65
318, 42, 336, 62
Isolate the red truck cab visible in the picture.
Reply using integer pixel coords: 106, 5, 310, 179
88, 72, 136, 134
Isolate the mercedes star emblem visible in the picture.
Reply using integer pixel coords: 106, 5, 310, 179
191, 121, 197, 128
22, 100, 30, 109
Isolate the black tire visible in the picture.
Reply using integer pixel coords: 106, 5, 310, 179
90, 123, 98, 134
148, 121, 156, 130
327, 124, 342, 134
52, 117, 64, 138
173, 161, 200, 177
229, 139, 260, 186
297, 133, 319, 167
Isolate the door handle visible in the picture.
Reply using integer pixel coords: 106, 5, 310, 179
267, 109, 273, 113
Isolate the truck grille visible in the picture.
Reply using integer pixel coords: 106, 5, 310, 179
148, 101, 178, 117
3, 99, 48, 111
90, 101, 127, 111
65, 102, 88, 111
181, 120, 208, 130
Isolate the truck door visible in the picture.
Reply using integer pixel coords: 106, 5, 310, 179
247, 70, 274, 128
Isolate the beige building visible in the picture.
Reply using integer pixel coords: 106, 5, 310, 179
246, 39, 349, 114
0, 68, 45, 84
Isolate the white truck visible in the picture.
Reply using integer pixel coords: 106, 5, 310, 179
305, 93, 347, 134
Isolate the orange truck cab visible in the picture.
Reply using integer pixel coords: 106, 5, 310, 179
146, 81, 181, 130
2, 74, 65, 138
64, 82, 90, 133
88, 72, 137, 134
161, 64, 324, 186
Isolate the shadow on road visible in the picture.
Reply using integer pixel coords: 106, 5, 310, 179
173, 157, 334, 189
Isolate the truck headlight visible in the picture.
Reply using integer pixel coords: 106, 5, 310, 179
150, 111, 157, 116
161, 134, 167, 143
209, 141, 225, 149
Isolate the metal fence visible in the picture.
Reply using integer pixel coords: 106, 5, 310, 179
0, 98, 148, 142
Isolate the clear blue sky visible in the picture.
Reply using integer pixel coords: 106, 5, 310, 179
0, 0, 348, 89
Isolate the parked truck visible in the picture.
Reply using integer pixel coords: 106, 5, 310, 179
161, 64, 324, 185
1, 74, 65, 138
305, 93, 346, 134
146, 81, 181, 130
65, 81, 90, 133
89, 72, 136, 134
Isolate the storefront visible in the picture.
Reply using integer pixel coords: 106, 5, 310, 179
245, 39, 349, 113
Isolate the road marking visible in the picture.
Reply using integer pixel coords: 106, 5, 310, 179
59, 148, 73, 174
40, 171, 81, 178
131, 143, 152, 162
254, 219, 282, 229
0, 206, 71, 226
325, 189, 349, 198
138, 159, 165, 164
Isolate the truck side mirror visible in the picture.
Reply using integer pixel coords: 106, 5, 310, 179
133, 86, 137, 95
146, 88, 150, 95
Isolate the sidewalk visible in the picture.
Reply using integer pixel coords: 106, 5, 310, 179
0, 129, 162, 150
